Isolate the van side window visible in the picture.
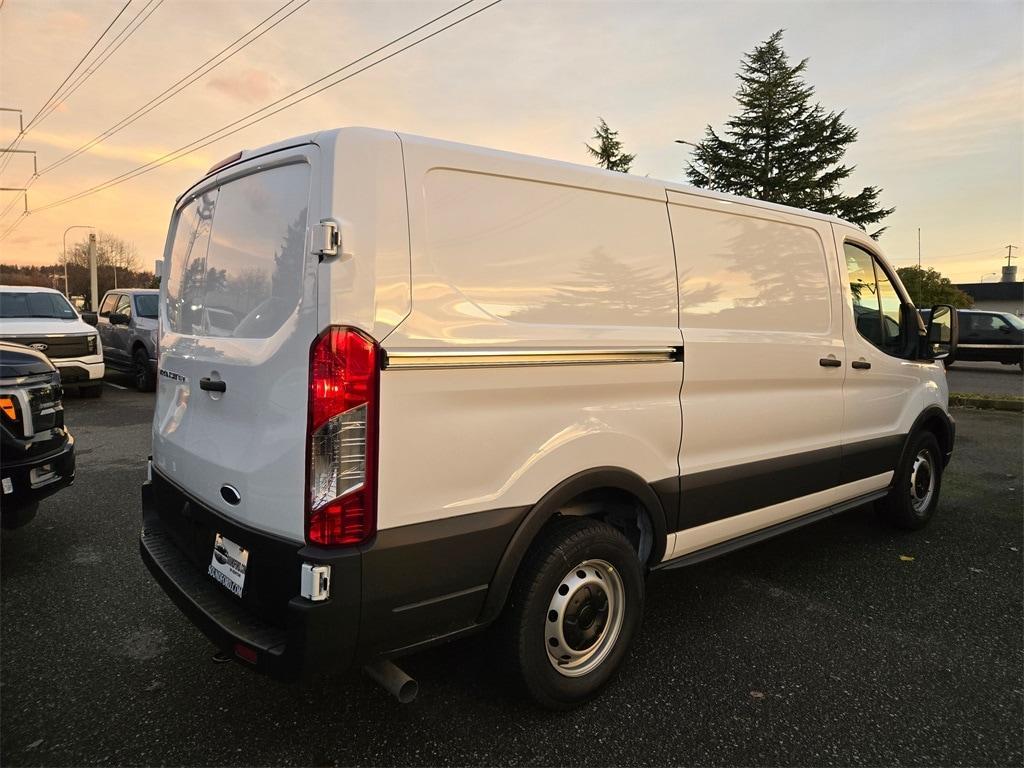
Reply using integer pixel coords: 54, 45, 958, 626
98, 293, 118, 318
845, 243, 905, 356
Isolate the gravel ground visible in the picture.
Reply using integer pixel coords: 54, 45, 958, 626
2, 385, 1021, 767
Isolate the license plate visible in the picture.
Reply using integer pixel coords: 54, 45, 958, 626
208, 533, 248, 597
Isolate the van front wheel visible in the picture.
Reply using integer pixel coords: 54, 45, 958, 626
880, 431, 943, 530
503, 516, 644, 710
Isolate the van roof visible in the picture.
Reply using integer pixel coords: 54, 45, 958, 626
200, 126, 860, 230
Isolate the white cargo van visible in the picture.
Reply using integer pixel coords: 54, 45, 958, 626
140, 128, 958, 709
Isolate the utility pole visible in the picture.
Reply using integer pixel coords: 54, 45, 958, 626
1006, 244, 1018, 267
0, 148, 37, 175
63, 225, 94, 297
88, 233, 98, 311
917, 228, 922, 268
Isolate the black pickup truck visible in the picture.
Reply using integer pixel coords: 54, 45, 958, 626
0, 342, 76, 529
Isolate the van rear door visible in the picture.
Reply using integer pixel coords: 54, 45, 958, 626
153, 145, 320, 542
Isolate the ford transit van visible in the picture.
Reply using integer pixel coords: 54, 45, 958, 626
140, 128, 958, 709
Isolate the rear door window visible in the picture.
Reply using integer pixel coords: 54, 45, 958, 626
201, 163, 310, 338
163, 161, 311, 339
165, 192, 216, 335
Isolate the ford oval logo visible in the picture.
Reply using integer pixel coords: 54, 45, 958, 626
30, 343, 48, 351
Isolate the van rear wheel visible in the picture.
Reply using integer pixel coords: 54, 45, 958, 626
879, 431, 943, 530
503, 516, 644, 710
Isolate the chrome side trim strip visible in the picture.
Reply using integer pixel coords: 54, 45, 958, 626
382, 347, 681, 370
958, 343, 1024, 350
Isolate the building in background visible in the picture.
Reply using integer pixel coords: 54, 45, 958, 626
955, 266, 1023, 316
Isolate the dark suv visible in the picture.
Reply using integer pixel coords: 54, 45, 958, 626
0, 342, 76, 529
949, 310, 1024, 371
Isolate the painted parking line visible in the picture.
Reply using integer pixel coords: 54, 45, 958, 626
105, 380, 128, 390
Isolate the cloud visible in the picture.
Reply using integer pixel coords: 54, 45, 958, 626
206, 69, 280, 104
880, 66, 1023, 161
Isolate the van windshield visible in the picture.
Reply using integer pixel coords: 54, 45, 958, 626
164, 162, 310, 338
0, 292, 78, 320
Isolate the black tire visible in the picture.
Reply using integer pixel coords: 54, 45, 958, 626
502, 516, 645, 710
879, 431, 943, 531
79, 383, 103, 398
1, 502, 38, 530
133, 348, 155, 391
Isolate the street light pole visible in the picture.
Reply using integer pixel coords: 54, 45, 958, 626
675, 138, 712, 186
63, 225, 94, 298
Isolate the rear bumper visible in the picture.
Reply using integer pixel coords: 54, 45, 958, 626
1, 433, 75, 512
140, 473, 361, 679
140, 467, 525, 677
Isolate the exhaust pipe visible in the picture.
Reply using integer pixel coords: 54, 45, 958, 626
364, 659, 418, 703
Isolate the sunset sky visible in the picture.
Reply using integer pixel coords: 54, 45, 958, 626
0, 0, 1021, 283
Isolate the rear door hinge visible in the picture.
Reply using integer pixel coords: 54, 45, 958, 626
313, 219, 340, 258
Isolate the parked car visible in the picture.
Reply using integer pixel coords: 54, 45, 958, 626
0, 341, 76, 529
0, 286, 104, 397
140, 128, 958, 709
944, 309, 1022, 371
96, 289, 159, 391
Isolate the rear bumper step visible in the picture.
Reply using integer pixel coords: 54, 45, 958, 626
140, 475, 362, 678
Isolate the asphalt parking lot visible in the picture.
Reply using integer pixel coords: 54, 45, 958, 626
946, 361, 1024, 398
2, 384, 1022, 767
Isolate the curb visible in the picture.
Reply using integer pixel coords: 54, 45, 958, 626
950, 394, 1024, 412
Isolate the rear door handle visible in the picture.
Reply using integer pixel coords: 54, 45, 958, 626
819, 358, 842, 367
851, 360, 871, 370
199, 377, 226, 392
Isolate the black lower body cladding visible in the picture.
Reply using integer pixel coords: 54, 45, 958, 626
140, 469, 527, 676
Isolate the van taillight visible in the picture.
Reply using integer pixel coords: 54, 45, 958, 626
306, 327, 378, 546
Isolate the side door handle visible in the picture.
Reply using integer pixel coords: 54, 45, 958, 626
199, 377, 226, 392
851, 360, 871, 370
819, 357, 842, 367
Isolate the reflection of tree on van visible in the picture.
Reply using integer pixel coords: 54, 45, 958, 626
229, 208, 307, 338
509, 248, 675, 324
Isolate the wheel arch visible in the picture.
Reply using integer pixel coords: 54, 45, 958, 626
902, 405, 955, 469
478, 466, 668, 624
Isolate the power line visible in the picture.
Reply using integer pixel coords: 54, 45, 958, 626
27, 0, 501, 217
22, 1, 133, 131
28, 0, 165, 131
39, 0, 310, 176
0, 211, 27, 242
0, 0, 131, 178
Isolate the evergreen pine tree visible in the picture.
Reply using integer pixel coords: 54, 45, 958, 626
686, 30, 893, 236
586, 118, 635, 173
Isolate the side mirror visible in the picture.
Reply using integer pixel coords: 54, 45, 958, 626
923, 304, 958, 361
109, 312, 130, 326
81, 312, 98, 327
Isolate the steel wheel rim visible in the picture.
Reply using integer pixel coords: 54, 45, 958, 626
909, 449, 935, 513
544, 558, 625, 678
